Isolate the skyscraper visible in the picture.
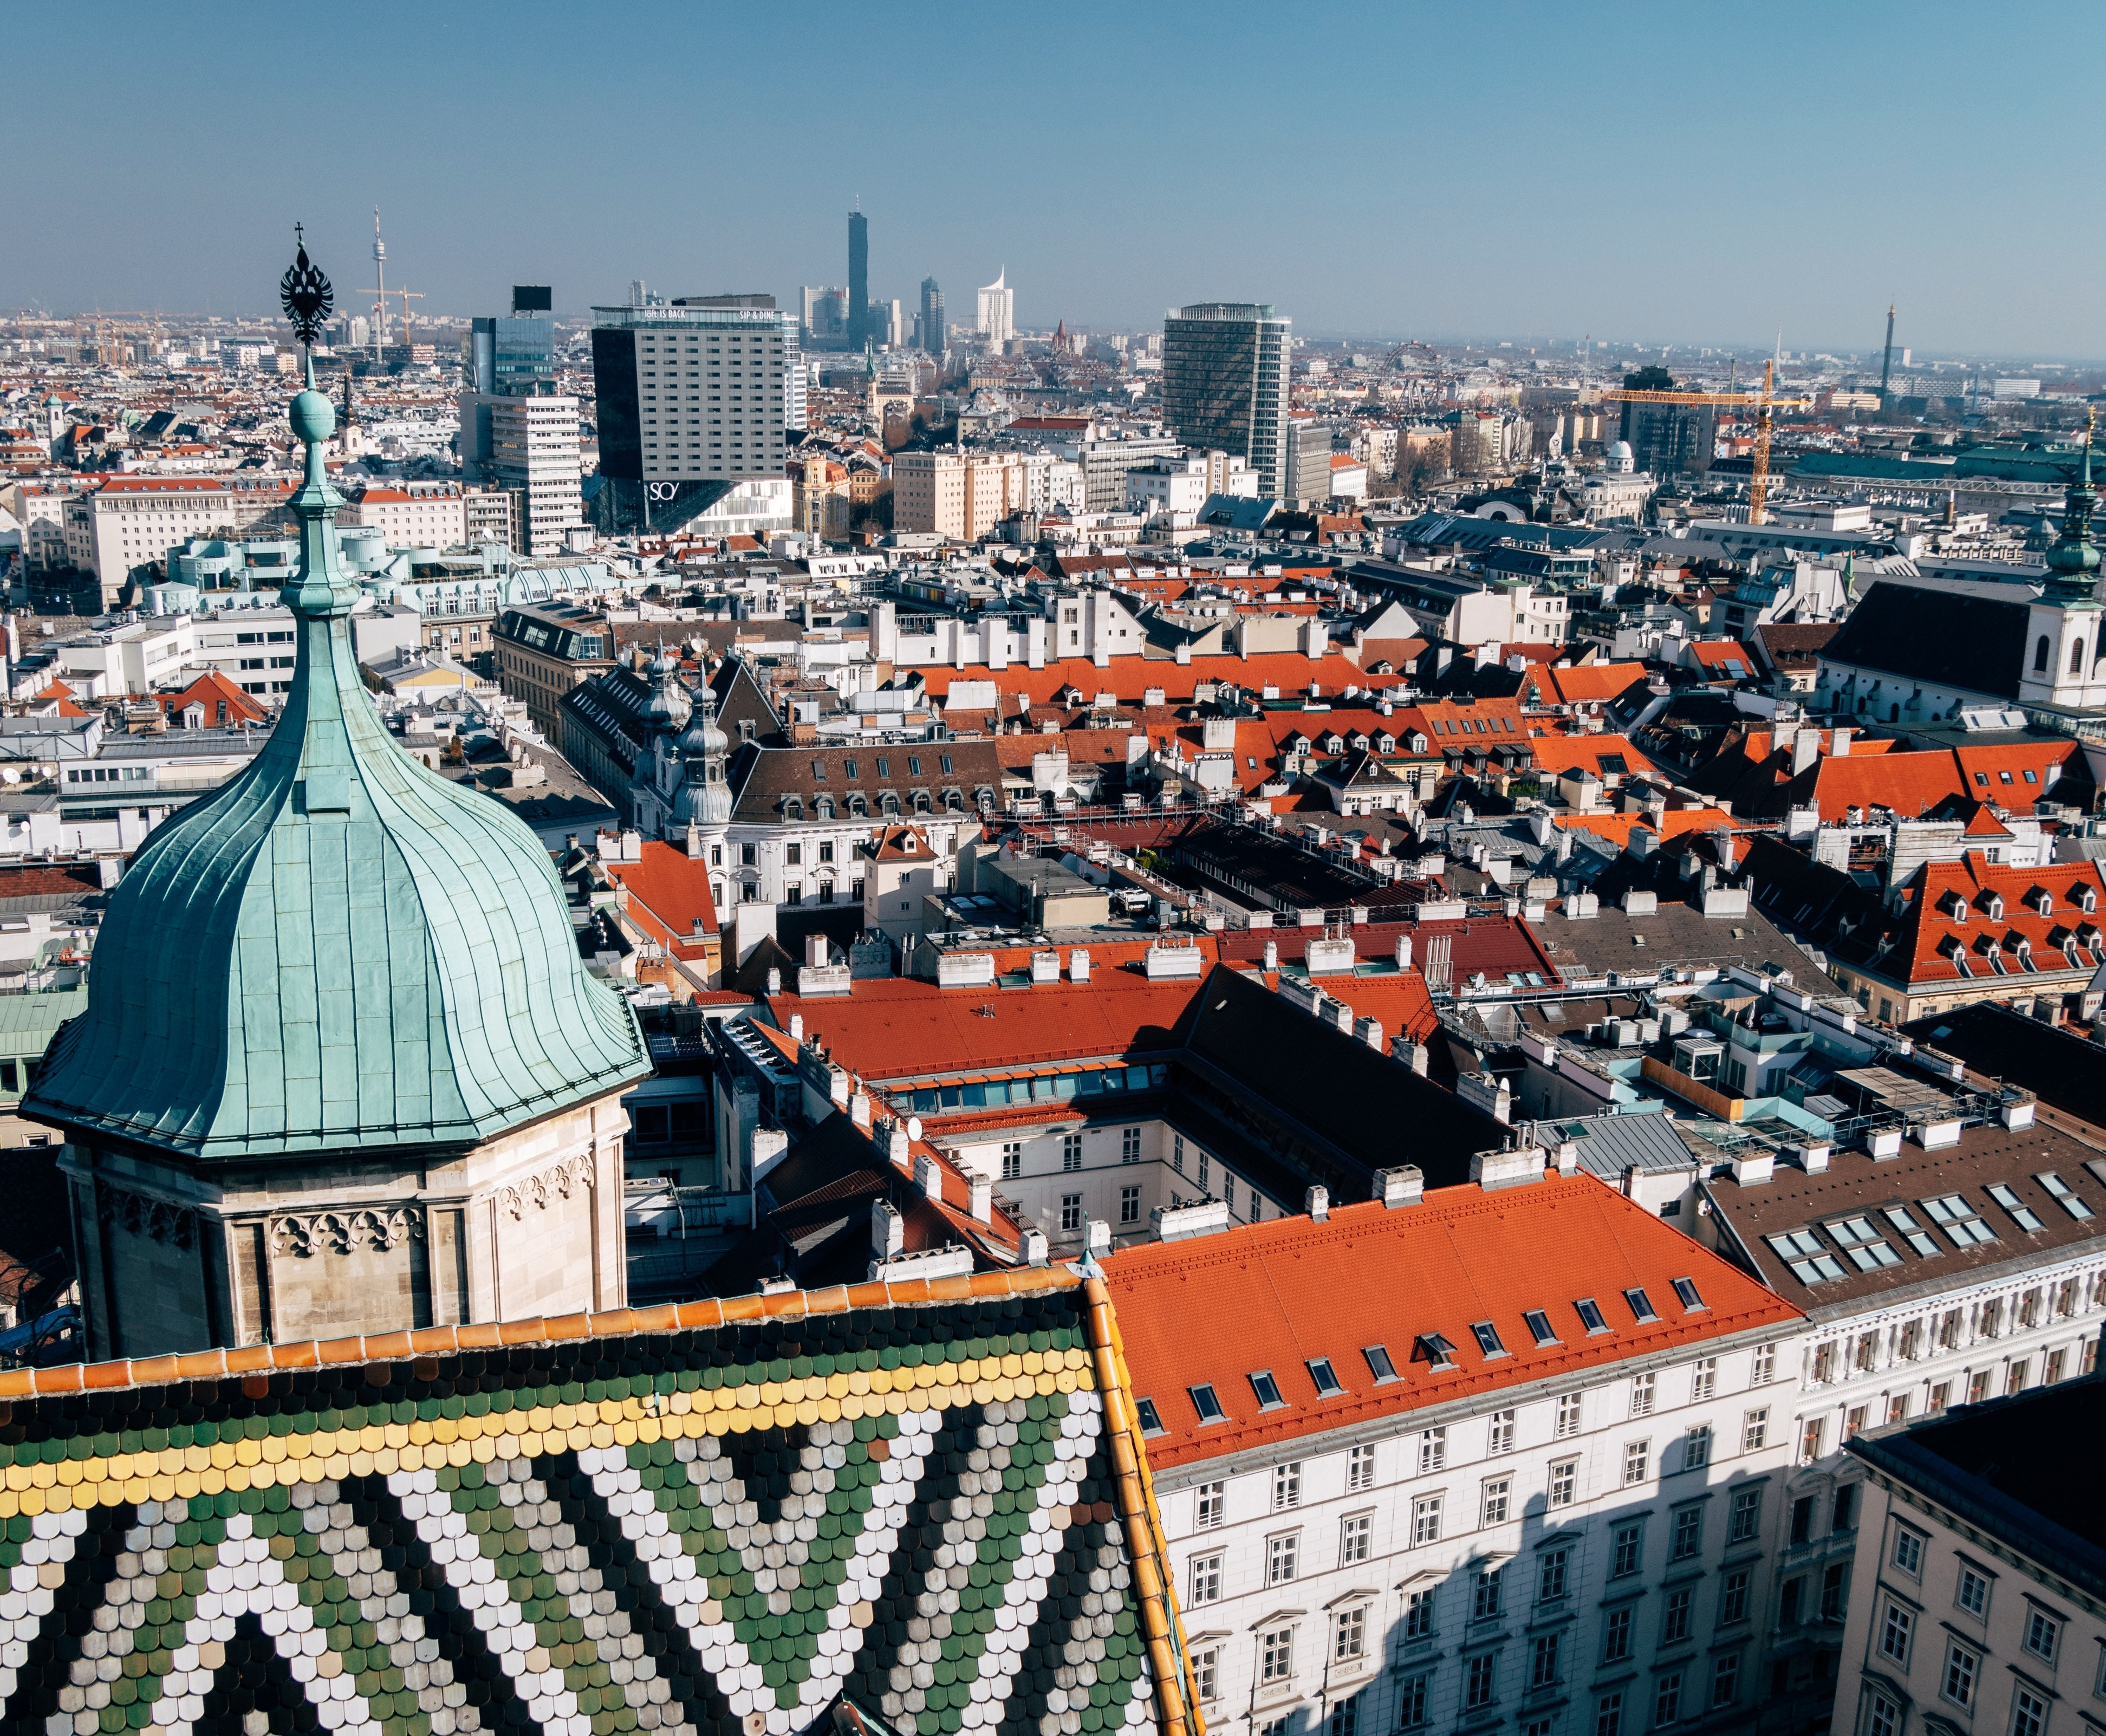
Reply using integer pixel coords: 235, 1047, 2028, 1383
977, 268, 1014, 347
917, 276, 945, 354
1161, 302, 1291, 498
847, 210, 869, 351
457, 284, 582, 554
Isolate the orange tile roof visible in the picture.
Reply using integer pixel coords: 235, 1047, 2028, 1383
1528, 732, 1659, 779
1552, 809, 1737, 846
1895, 855, 2106, 987
925, 651, 1354, 708
607, 841, 719, 957
1102, 1174, 1804, 1469
1522, 662, 1649, 705
1687, 640, 1758, 673
156, 668, 268, 724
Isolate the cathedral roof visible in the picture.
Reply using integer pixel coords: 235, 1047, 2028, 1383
23, 360, 648, 1162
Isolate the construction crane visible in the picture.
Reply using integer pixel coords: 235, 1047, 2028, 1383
389, 283, 425, 349
1598, 361, 1811, 523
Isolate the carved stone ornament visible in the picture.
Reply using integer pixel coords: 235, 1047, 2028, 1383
96, 1180, 195, 1250
499, 1154, 596, 1220
271, 1205, 426, 1257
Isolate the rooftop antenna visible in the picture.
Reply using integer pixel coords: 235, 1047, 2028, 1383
1880, 300, 1897, 401
368, 207, 388, 360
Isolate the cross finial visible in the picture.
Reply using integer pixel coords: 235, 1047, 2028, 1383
294, 220, 304, 245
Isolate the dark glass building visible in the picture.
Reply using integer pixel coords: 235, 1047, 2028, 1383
847, 211, 869, 351
1161, 302, 1291, 497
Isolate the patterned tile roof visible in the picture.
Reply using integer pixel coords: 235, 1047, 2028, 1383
0, 1270, 1196, 1736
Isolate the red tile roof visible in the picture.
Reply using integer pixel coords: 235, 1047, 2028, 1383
1894, 854, 2106, 987
606, 841, 720, 958
924, 651, 1355, 708
1528, 732, 1659, 779
1102, 1174, 1805, 1469
156, 669, 268, 725
1521, 662, 1649, 706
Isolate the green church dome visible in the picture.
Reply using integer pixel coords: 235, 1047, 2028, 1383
25, 363, 647, 1161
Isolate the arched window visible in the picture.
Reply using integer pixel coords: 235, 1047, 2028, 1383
880, 792, 901, 816
944, 789, 965, 812
2036, 634, 2052, 673
848, 794, 867, 818
782, 796, 803, 821
912, 790, 932, 814
2072, 639, 2088, 677
814, 795, 835, 820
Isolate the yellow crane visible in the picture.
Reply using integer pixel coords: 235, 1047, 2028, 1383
1600, 360, 1811, 523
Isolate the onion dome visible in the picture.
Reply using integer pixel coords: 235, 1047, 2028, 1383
672, 689, 734, 829
2045, 416, 2101, 596
23, 347, 648, 1161
639, 641, 691, 730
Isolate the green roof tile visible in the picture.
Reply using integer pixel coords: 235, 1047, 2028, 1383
24, 376, 648, 1160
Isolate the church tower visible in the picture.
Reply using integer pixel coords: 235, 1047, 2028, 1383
24, 237, 652, 1358
2018, 419, 2105, 710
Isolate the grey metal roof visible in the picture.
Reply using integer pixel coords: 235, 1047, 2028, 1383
1538, 1110, 1695, 1178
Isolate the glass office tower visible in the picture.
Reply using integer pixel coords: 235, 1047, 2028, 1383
1161, 302, 1291, 498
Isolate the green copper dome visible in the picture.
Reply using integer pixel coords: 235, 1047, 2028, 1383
24, 365, 648, 1161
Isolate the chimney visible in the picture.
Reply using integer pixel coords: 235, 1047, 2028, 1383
685, 821, 703, 860
1555, 1140, 1578, 1175
1024, 1229, 1049, 1265
766, 966, 782, 995
806, 933, 829, 968
1263, 938, 1278, 971
1355, 1016, 1384, 1051
1471, 1143, 1546, 1191
1791, 726, 1821, 777
850, 1090, 872, 1130
1830, 727, 1851, 758
870, 1200, 905, 1260
789, 1013, 804, 1041
1376, 1165, 1424, 1208
912, 1152, 942, 1200
1394, 935, 1413, 971
1086, 1218, 1112, 1257
1069, 947, 1090, 983
888, 1122, 912, 1166
969, 1174, 992, 1224
1305, 1184, 1329, 1222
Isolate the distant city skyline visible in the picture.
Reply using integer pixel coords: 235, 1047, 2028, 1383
5, 1, 2099, 360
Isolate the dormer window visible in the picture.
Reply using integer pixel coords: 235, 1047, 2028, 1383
1982, 893, 2005, 920
1623, 1288, 1660, 1324
2031, 888, 2054, 918
2080, 885, 2099, 914
1417, 1332, 1458, 1371
902, 835, 917, 853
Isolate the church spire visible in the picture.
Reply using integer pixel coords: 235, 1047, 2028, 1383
2045, 408, 2100, 593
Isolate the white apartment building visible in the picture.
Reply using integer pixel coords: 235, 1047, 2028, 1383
893, 450, 1029, 539
1127, 458, 1216, 523
1105, 1171, 1812, 1736
190, 605, 302, 699
63, 476, 293, 606
489, 395, 584, 556
341, 481, 471, 548
591, 300, 797, 487
51, 614, 196, 698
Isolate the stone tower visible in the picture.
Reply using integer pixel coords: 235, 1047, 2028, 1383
23, 246, 651, 1357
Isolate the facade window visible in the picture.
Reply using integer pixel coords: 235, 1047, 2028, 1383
1880, 1603, 1914, 1666
1744, 1407, 1770, 1453
1532, 1632, 1562, 1689
1800, 1418, 1826, 1464
1399, 1672, 1432, 1728
1556, 1393, 1583, 1438
1624, 1440, 1650, 1485
1347, 1443, 1376, 1492
1187, 1552, 1222, 1606
1488, 1408, 1516, 1455
1339, 1512, 1371, 1565
1671, 1506, 1702, 1561
1474, 1564, 1505, 1622
1597, 1691, 1625, 1736
1194, 1481, 1225, 1530
1719, 1569, 1751, 1626
1334, 1606, 1367, 1663
1061, 1133, 1082, 1172
1466, 1653, 1499, 1711
1690, 1357, 1718, 1401
1791, 1496, 1816, 1545
1121, 1126, 1142, 1162
1483, 1477, 1512, 1527
1405, 1589, 1436, 1641
1060, 1193, 1081, 1232
1864, 1693, 1901, 1736
1000, 1142, 1022, 1181
1957, 1567, 1989, 1617
1330, 1694, 1362, 1736
1549, 1459, 1578, 1509
1752, 1342, 1776, 1384
1943, 1640, 1979, 1708
1685, 1425, 1712, 1471
1120, 1185, 1141, 1225
1730, 1487, 1763, 1544
1261, 1625, 1297, 1686
1654, 1672, 1682, 1730
1267, 1531, 1299, 1585
1539, 1546, 1570, 1603
1413, 1494, 1444, 1546
1273, 1462, 1302, 1510
1663, 1587, 1693, 1646
1193, 1648, 1218, 1706
1630, 1372, 1656, 1418
1420, 1427, 1448, 1473
2025, 1608, 2061, 1663
1613, 1522, 1643, 1578
1711, 1656, 1740, 1709
1892, 1526, 1924, 1576
1603, 1607, 1634, 1663
2012, 1687, 2049, 1736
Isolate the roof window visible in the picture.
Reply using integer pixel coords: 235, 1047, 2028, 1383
1188, 1383, 1226, 1425
1523, 1309, 1559, 1347
1306, 1358, 1345, 1398
1363, 1344, 1399, 1383
1766, 1228, 1848, 1283
1134, 1398, 1166, 1437
1984, 1183, 2044, 1233
1670, 1277, 1706, 1312
1249, 1371, 1286, 1410
1922, 1193, 1997, 1247
2037, 1172, 2092, 1221
1418, 1332, 1458, 1371
1882, 1205, 1940, 1258
1623, 1288, 1659, 1324
1574, 1298, 1610, 1335
1825, 1215, 1901, 1271
1470, 1322, 1508, 1358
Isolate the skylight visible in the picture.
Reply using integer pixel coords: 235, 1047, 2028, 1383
1883, 1206, 1940, 1258
1825, 1216, 1902, 1271
1307, 1358, 1345, 1397
1249, 1370, 1286, 1410
1135, 1397, 1165, 1436
1922, 1193, 1998, 1247
1418, 1332, 1458, 1371
1524, 1309, 1560, 1347
1575, 1298, 1609, 1335
2037, 1172, 2093, 1221
1623, 1287, 1659, 1324
1470, 1322, 1508, 1358
1984, 1184, 2044, 1233
1363, 1344, 1399, 1383
1670, 1277, 1707, 1312
1766, 1228, 1848, 1285
1189, 1383, 1225, 1425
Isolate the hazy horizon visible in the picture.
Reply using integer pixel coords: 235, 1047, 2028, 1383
4, 0, 2094, 362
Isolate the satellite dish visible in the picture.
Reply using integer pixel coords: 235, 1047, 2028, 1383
906, 1116, 923, 1141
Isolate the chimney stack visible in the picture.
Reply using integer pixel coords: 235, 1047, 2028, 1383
1376, 1165, 1424, 1208
1395, 935, 1413, 971
888, 1122, 912, 1167
1305, 1185, 1329, 1222
969, 1174, 992, 1224
870, 1200, 905, 1260
912, 1152, 942, 1200
789, 1013, 804, 1041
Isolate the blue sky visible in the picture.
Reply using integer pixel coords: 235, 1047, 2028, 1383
2, 1, 2090, 357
